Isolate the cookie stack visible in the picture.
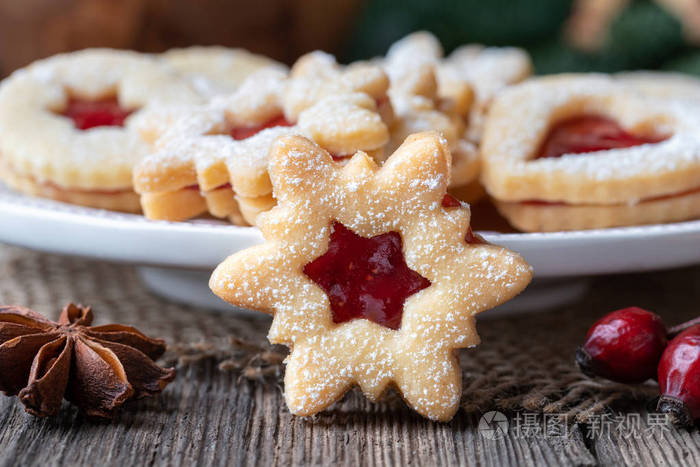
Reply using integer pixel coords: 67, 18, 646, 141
133, 52, 392, 225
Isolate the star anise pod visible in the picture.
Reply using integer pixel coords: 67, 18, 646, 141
0, 303, 175, 418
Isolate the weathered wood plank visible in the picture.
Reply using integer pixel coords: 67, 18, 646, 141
0, 358, 595, 467
591, 409, 700, 466
2, 247, 700, 466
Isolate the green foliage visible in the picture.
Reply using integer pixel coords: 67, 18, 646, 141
343, 0, 572, 61
531, 2, 683, 74
343, 0, 693, 75
662, 51, 700, 76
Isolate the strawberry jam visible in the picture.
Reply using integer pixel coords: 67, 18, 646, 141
303, 222, 430, 330
61, 97, 134, 130
441, 194, 486, 245
441, 193, 461, 208
537, 116, 667, 159
464, 226, 484, 245
230, 115, 293, 140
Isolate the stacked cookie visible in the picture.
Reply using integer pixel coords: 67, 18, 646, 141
133, 52, 393, 225
379, 32, 532, 203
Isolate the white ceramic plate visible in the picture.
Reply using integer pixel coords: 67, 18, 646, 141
2, 184, 700, 277
3, 183, 700, 313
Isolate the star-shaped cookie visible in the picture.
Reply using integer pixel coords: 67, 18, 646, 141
210, 131, 532, 421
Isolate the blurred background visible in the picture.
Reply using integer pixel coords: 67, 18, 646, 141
2, 0, 700, 77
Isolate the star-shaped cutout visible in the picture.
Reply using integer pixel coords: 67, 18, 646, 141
303, 222, 431, 330
209, 131, 532, 421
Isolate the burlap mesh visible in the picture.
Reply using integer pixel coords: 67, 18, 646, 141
2, 245, 697, 422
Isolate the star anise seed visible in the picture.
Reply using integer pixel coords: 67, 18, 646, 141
0, 303, 175, 418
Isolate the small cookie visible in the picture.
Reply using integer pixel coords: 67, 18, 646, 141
382, 32, 529, 199
481, 74, 700, 231
209, 132, 532, 421
134, 57, 392, 225
385, 32, 532, 144
0, 49, 203, 212
283, 51, 393, 124
161, 46, 287, 97
382, 36, 478, 194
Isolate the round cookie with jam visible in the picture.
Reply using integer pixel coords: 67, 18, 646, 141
481, 74, 700, 231
0, 49, 203, 212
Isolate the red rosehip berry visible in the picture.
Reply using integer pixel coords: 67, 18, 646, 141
657, 325, 700, 427
576, 307, 667, 383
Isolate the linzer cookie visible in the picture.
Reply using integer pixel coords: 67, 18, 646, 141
384, 31, 532, 144
382, 32, 531, 201
161, 46, 287, 97
481, 74, 700, 231
0, 49, 203, 212
283, 51, 393, 124
382, 37, 478, 195
209, 132, 532, 421
134, 53, 392, 225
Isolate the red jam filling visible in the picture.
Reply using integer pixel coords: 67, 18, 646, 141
61, 97, 134, 130
184, 183, 231, 192
303, 222, 431, 330
441, 194, 486, 244
537, 116, 667, 159
441, 193, 461, 208
464, 226, 484, 245
230, 115, 293, 140
375, 96, 389, 110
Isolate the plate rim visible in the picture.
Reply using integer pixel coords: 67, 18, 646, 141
3, 184, 700, 240
2, 185, 700, 276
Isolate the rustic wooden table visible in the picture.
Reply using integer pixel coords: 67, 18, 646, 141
0, 245, 699, 466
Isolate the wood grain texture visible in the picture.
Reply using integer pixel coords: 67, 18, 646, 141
591, 409, 700, 466
1, 246, 700, 466
0, 358, 596, 467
